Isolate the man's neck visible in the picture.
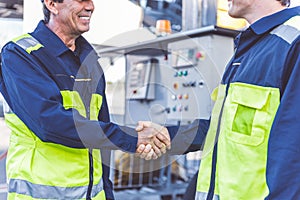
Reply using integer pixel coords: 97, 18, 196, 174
46, 22, 78, 51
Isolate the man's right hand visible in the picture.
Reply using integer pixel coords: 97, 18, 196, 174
135, 121, 171, 160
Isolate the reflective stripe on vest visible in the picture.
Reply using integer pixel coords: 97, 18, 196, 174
196, 82, 280, 199
60, 90, 103, 120
8, 178, 103, 199
270, 16, 300, 44
5, 34, 105, 199
12, 33, 43, 54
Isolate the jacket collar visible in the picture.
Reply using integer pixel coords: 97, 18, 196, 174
31, 20, 93, 57
250, 6, 300, 35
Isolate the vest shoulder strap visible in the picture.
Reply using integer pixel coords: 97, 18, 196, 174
12, 33, 44, 54
11, 33, 67, 77
270, 15, 300, 44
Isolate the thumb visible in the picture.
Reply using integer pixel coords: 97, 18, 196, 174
135, 121, 145, 132
135, 121, 152, 132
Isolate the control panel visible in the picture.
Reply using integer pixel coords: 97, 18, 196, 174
165, 65, 210, 121
126, 58, 157, 100
123, 34, 234, 125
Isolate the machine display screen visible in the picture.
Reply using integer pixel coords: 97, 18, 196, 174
171, 49, 196, 68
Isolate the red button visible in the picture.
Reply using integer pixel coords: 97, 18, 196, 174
196, 52, 203, 59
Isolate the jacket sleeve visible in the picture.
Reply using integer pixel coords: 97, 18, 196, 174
167, 118, 210, 154
266, 38, 300, 199
0, 43, 138, 152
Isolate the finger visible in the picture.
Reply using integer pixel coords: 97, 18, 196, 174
153, 137, 166, 153
152, 152, 158, 160
153, 136, 164, 149
136, 144, 146, 154
147, 125, 170, 144
138, 127, 157, 143
156, 133, 171, 150
152, 137, 166, 154
145, 149, 154, 160
160, 144, 167, 154
151, 143, 162, 157
139, 144, 152, 159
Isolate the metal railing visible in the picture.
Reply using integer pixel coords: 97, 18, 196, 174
111, 150, 201, 199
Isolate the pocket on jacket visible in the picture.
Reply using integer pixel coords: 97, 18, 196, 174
224, 82, 279, 146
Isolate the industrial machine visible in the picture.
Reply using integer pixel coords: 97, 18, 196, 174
99, 26, 237, 127
98, 26, 238, 199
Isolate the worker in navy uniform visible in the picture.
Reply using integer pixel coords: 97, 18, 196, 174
137, 0, 300, 199
0, 0, 170, 199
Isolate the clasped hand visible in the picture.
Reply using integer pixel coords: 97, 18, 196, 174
135, 121, 170, 160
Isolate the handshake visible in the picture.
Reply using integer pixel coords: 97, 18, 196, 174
135, 121, 171, 160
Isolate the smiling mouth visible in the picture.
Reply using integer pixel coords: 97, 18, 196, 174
79, 11, 92, 21
79, 16, 90, 20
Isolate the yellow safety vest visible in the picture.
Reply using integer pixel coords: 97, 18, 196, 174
195, 82, 280, 200
5, 34, 106, 200
195, 15, 300, 200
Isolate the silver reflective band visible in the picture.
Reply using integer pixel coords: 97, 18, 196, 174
270, 16, 300, 45
8, 178, 103, 199
195, 191, 220, 200
271, 24, 300, 44
13, 34, 43, 54
15, 36, 39, 50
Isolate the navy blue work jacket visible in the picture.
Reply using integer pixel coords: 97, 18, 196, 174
168, 6, 300, 199
0, 21, 139, 199
222, 6, 300, 200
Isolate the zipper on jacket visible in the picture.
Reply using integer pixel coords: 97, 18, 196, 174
86, 148, 94, 200
206, 62, 240, 200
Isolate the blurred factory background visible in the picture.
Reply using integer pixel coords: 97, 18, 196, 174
1, 0, 300, 199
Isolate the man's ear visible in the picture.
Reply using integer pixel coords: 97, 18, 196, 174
43, 0, 58, 15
